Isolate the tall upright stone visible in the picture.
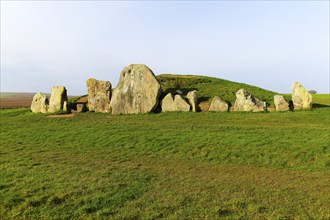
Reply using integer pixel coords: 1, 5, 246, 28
48, 86, 68, 113
110, 64, 161, 114
234, 89, 265, 112
291, 81, 312, 110
187, 90, 198, 112
86, 78, 112, 113
209, 96, 229, 112
274, 95, 289, 111
161, 93, 176, 112
30, 92, 48, 113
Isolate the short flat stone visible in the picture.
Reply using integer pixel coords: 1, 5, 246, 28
234, 89, 265, 112
174, 95, 190, 112
161, 93, 176, 112
209, 96, 228, 112
274, 95, 289, 111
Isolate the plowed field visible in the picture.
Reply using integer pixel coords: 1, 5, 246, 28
0, 93, 35, 109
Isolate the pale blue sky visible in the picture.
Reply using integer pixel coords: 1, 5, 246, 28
1, 1, 329, 95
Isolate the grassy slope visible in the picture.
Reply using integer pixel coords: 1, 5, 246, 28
157, 74, 278, 105
1, 107, 329, 219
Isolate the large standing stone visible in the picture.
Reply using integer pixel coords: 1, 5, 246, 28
30, 92, 48, 113
187, 90, 198, 112
174, 95, 190, 112
48, 86, 68, 113
161, 93, 176, 112
86, 78, 112, 113
234, 89, 265, 112
291, 81, 312, 110
209, 96, 229, 112
274, 95, 289, 111
110, 64, 161, 114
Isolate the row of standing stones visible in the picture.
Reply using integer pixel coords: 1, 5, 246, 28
30, 64, 312, 114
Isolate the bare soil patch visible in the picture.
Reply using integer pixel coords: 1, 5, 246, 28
47, 113, 75, 118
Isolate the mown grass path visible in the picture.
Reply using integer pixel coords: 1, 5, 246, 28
1, 105, 329, 219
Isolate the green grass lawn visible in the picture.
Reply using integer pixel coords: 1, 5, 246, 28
1, 105, 329, 219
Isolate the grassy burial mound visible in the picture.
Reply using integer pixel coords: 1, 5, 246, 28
157, 74, 278, 109
69, 74, 278, 112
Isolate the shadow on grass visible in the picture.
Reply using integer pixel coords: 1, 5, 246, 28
313, 103, 330, 108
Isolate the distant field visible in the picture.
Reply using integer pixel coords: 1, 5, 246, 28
0, 93, 78, 109
0, 93, 17, 99
1, 106, 329, 219
0, 93, 35, 109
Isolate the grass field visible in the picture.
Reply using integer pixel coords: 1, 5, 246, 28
0, 94, 329, 219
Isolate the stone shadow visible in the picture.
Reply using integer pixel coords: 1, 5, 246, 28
312, 103, 330, 108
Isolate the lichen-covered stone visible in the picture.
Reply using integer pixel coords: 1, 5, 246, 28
30, 92, 48, 113
110, 64, 161, 114
187, 90, 198, 112
291, 81, 312, 110
274, 95, 289, 111
174, 95, 190, 112
234, 89, 265, 112
86, 78, 111, 113
48, 86, 68, 113
209, 96, 228, 112
161, 93, 176, 112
